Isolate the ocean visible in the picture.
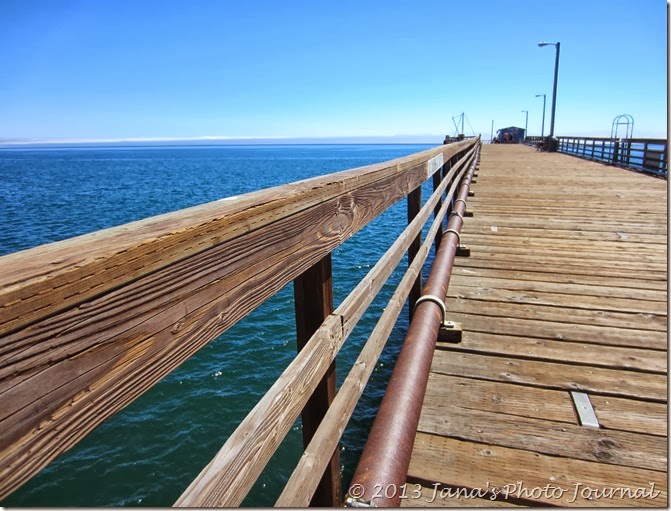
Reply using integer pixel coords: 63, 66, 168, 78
0, 144, 438, 507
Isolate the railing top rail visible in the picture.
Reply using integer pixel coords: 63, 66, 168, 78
0, 139, 474, 338
557, 135, 668, 144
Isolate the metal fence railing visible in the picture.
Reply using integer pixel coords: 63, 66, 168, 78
525, 136, 667, 178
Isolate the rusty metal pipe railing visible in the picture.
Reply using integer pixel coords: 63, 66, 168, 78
346, 143, 480, 507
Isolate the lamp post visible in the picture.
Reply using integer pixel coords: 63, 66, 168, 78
521, 110, 528, 142
538, 41, 560, 150
535, 93, 546, 137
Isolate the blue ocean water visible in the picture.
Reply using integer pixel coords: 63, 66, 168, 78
0, 144, 438, 507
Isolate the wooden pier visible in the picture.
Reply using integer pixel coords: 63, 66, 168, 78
0, 139, 666, 507
404, 144, 667, 507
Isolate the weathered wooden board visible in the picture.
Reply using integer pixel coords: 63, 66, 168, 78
459, 224, 668, 245
455, 256, 667, 281
452, 266, 667, 291
423, 373, 577, 424
460, 243, 667, 266
436, 331, 666, 373
444, 299, 667, 333
460, 233, 667, 253
466, 209, 667, 224
417, 403, 667, 471
449, 273, 667, 302
447, 286, 666, 315
408, 433, 667, 507
461, 216, 667, 235
431, 350, 666, 401
590, 395, 667, 436
454, 250, 668, 273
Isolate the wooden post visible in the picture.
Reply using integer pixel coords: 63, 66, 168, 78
612, 139, 620, 165
293, 254, 341, 507
432, 167, 443, 250
446, 154, 457, 216
408, 186, 422, 319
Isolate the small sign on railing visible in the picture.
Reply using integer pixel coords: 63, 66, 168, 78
427, 154, 444, 175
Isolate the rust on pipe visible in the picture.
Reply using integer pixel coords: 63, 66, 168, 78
347, 143, 480, 507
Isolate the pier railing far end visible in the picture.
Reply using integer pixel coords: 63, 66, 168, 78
526, 135, 667, 177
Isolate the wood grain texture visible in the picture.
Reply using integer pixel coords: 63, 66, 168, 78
447, 285, 666, 315
431, 350, 666, 401
449, 273, 667, 302
424, 373, 577, 424
590, 396, 667, 436
436, 331, 666, 373
408, 433, 667, 507
417, 403, 667, 471
444, 300, 667, 334
451, 265, 667, 291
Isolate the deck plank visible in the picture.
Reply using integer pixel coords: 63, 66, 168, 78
436, 331, 666, 373
406, 144, 667, 507
408, 434, 667, 507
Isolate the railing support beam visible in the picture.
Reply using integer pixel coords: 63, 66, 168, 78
432, 169, 443, 250
293, 254, 341, 507
407, 186, 422, 319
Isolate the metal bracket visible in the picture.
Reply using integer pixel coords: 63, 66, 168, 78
467, 190, 475, 197
414, 294, 451, 327
464, 209, 474, 217
444, 228, 461, 245
438, 320, 463, 343
456, 244, 471, 257
345, 496, 374, 507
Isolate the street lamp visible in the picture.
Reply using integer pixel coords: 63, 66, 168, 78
538, 41, 560, 150
521, 110, 528, 142
535, 94, 546, 138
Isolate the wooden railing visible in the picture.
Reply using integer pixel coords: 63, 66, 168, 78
0, 137, 480, 506
526, 135, 667, 177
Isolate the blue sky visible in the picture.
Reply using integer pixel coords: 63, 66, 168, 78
0, 0, 667, 143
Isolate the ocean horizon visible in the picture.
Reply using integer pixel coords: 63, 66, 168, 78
0, 135, 448, 149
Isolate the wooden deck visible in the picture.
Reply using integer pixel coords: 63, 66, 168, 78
403, 144, 667, 507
